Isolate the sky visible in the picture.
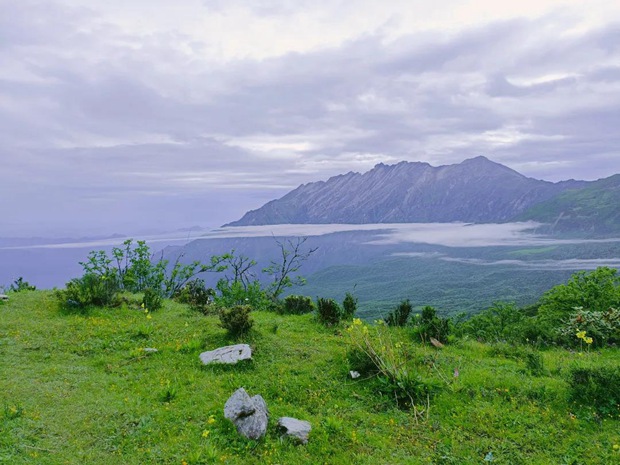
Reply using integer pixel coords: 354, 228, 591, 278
1, 0, 619, 237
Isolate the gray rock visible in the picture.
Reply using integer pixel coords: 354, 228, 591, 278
142, 348, 158, 354
224, 388, 269, 440
349, 370, 360, 379
0, 294, 9, 301
199, 344, 252, 365
277, 417, 311, 444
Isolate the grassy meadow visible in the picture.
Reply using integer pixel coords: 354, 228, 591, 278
1, 291, 619, 464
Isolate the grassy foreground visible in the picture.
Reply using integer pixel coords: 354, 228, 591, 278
1, 291, 619, 464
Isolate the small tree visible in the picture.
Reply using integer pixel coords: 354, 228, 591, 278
263, 237, 317, 300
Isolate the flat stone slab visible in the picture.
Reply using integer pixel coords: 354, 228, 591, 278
200, 344, 252, 365
278, 417, 312, 444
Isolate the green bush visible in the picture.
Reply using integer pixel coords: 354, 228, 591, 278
557, 308, 620, 347
316, 297, 342, 326
537, 267, 620, 331
9, 277, 36, 292
219, 305, 254, 337
142, 287, 163, 312
568, 365, 620, 417
414, 306, 451, 343
458, 302, 524, 343
281, 295, 316, 315
55, 273, 119, 312
176, 279, 215, 314
215, 279, 269, 310
342, 292, 357, 320
384, 299, 412, 327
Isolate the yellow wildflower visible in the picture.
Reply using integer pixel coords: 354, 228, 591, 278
202, 430, 210, 438
207, 415, 216, 425
576, 330, 586, 340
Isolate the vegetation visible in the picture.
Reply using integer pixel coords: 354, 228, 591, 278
384, 299, 413, 327
3, 242, 620, 463
2, 290, 620, 464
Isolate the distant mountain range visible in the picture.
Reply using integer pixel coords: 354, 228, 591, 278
226, 156, 618, 235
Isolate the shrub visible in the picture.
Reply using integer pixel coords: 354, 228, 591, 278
458, 302, 524, 343
385, 299, 412, 327
142, 287, 163, 312
568, 365, 620, 417
176, 279, 215, 314
342, 292, 358, 320
215, 279, 269, 310
219, 305, 254, 337
414, 306, 451, 343
316, 297, 342, 326
56, 273, 119, 312
281, 295, 316, 315
347, 318, 440, 410
557, 308, 620, 347
9, 277, 36, 292
537, 267, 620, 330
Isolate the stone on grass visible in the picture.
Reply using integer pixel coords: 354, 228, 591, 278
349, 370, 361, 379
200, 344, 252, 365
0, 294, 8, 301
142, 348, 158, 354
277, 417, 312, 444
224, 388, 268, 440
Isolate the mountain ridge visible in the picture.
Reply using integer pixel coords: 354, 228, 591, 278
226, 156, 589, 226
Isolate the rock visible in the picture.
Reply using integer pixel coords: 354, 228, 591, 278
142, 348, 158, 354
224, 388, 269, 440
199, 344, 252, 365
349, 370, 361, 379
430, 337, 444, 349
277, 417, 311, 444
0, 294, 9, 301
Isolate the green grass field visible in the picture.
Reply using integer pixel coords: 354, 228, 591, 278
1, 291, 619, 464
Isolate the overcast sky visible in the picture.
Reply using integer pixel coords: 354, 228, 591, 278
1, 0, 619, 237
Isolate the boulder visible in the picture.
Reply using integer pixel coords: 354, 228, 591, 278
224, 388, 268, 440
0, 294, 9, 301
200, 344, 252, 365
277, 417, 311, 444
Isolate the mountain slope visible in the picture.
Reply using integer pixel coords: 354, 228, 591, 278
227, 156, 586, 226
518, 174, 620, 235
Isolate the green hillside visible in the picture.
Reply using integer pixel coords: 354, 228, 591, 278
518, 174, 620, 235
2, 291, 619, 464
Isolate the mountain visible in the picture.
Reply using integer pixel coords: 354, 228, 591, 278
518, 174, 620, 235
226, 156, 586, 226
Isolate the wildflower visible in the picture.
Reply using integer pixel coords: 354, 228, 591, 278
584, 336, 593, 345
146, 314, 152, 320
576, 330, 586, 340
202, 430, 210, 438
613, 444, 619, 451
207, 415, 216, 425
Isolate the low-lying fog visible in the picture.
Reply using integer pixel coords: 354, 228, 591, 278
2, 223, 619, 288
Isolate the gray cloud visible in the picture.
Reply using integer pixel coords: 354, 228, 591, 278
0, 1, 619, 236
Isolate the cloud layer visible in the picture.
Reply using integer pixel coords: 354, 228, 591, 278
1, 0, 619, 235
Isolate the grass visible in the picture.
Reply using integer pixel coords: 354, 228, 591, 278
1, 291, 619, 464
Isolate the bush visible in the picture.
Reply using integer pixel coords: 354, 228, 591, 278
385, 299, 412, 327
537, 267, 620, 330
219, 305, 254, 337
413, 306, 451, 343
347, 319, 440, 409
215, 279, 269, 310
142, 287, 163, 312
56, 273, 119, 312
458, 302, 524, 343
342, 292, 357, 320
281, 295, 316, 315
568, 365, 620, 417
176, 279, 215, 314
316, 297, 342, 326
9, 277, 36, 292
557, 308, 620, 348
